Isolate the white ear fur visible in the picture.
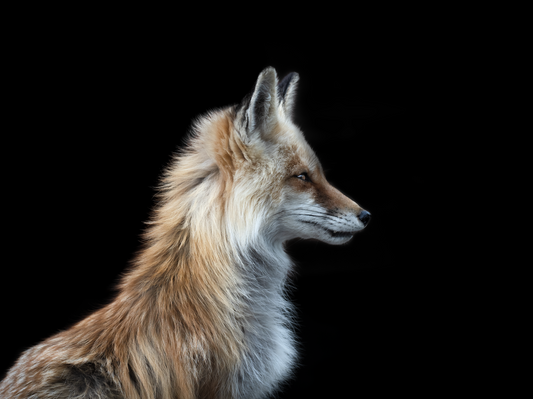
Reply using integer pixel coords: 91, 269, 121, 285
245, 67, 279, 138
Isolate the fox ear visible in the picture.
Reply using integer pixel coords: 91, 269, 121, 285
242, 67, 279, 139
277, 72, 299, 119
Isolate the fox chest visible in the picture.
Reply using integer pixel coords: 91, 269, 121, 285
232, 306, 297, 398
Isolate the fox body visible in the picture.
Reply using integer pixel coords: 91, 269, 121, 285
1, 68, 370, 399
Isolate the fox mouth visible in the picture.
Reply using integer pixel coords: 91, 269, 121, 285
300, 220, 356, 238
327, 229, 356, 238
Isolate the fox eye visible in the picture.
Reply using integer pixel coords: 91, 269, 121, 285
294, 172, 311, 182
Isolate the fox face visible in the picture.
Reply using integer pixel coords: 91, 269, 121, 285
278, 164, 370, 245
206, 67, 371, 246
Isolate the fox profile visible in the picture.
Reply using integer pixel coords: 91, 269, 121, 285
1, 67, 370, 399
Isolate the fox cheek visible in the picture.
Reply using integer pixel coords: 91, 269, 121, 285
312, 187, 331, 208
286, 176, 315, 195
310, 182, 338, 209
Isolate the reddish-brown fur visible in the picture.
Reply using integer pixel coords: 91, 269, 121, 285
0, 110, 247, 399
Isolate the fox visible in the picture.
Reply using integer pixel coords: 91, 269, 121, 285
0, 67, 371, 399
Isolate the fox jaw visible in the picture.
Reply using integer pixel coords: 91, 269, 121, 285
190, 67, 370, 248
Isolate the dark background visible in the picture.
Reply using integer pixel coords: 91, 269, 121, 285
2, 14, 479, 398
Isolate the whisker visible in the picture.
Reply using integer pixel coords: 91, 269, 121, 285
291, 213, 329, 219
278, 213, 356, 230
274, 208, 331, 217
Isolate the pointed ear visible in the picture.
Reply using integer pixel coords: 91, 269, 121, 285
277, 72, 299, 119
243, 67, 279, 139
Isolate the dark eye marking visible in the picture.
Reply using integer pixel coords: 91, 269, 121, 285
294, 172, 312, 183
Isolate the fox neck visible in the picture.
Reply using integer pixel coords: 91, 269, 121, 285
115, 157, 293, 342
94, 173, 292, 396
122, 201, 291, 312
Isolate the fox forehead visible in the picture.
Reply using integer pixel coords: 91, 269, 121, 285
276, 142, 321, 177
200, 107, 321, 183
263, 119, 322, 176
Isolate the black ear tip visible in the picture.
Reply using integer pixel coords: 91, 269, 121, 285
288, 71, 299, 80
278, 72, 299, 99
280, 72, 299, 83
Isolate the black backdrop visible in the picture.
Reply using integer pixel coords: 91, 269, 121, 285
2, 18, 466, 398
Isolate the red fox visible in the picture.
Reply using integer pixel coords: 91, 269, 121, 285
0, 67, 370, 399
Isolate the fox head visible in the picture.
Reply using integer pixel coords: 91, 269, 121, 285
166, 67, 370, 248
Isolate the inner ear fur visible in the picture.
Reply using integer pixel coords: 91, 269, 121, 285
241, 67, 279, 142
277, 72, 299, 119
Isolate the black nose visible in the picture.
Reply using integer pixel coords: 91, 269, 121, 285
358, 210, 371, 227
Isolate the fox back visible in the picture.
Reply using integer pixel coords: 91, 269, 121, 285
0, 67, 370, 399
